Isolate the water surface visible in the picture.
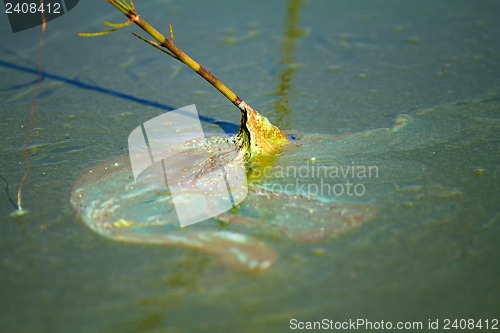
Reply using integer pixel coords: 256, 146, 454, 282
1, 1, 499, 332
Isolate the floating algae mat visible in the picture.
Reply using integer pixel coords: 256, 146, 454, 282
69, 105, 376, 272
71, 98, 499, 271
70, 134, 376, 272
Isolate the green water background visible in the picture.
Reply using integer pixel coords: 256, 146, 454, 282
1, 0, 499, 332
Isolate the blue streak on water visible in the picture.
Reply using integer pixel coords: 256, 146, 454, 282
0, 60, 240, 135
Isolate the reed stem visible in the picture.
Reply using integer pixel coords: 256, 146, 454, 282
82, 0, 290, 159
107, 0, 245, 110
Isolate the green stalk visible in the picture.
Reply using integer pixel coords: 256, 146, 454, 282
95, 0, 290, 159
107, 0, 244, 110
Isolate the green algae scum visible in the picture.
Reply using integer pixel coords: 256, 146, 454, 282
1, 1, 500, 332
70, 97, 498, 274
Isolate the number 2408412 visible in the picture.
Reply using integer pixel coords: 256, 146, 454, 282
443, 319, 498, 330
5, 2, 61, 14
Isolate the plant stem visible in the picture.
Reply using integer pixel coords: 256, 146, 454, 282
107, 0, 245, 110
105, 0, 290, 159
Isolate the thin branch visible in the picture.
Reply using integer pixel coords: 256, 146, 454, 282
131, 33, 178, 60
79, 19, 133, 37
84, 0, 290, 159
107, 0, 245, 110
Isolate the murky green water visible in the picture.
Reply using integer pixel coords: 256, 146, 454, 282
1, 1, 499, 332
